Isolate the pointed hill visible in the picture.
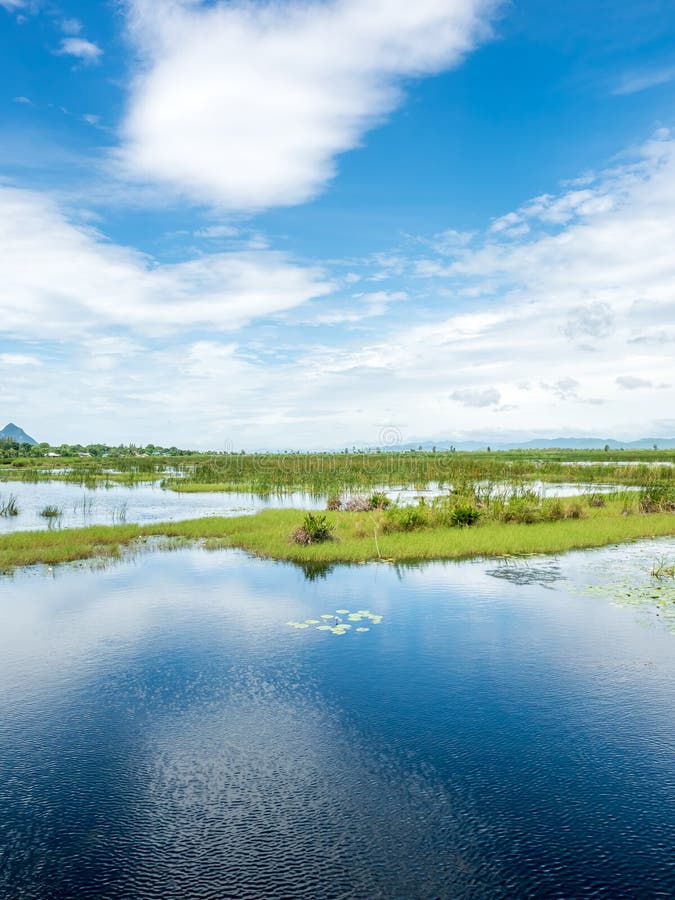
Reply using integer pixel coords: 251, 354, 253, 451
0, 423, 38, 445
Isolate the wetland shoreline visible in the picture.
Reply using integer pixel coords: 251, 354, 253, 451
1, 502, 674, 575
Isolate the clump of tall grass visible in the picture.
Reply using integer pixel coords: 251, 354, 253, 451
39, 505, 62, 519
651, 558, 675, 579
639, 485, 675, 513
0, 494, 19, 517
291, 513, 335, 545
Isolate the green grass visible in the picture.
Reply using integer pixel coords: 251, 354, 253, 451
1, 499, 674, 574
3, 447, 675, 496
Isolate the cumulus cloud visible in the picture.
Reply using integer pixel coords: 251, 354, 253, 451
5, 132, 675, 447
57, 38, 103, 64
542, 378, 580, 401
0, 185, 332, 339
451, 387, 501, 407
0, 0, 25, 10
119, 0, 501, 209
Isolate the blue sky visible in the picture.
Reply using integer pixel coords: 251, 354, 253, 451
1, 0, 675, 448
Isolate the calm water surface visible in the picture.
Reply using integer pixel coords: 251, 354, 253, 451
1, 541, 674, 899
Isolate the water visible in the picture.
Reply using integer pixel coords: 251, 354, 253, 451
0, 479, 635, 534
1, 540, 674, 898
0, 480, 322, 534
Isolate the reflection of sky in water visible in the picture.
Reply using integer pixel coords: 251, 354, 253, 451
0, 480, 322, 534
1, 543, 674, 898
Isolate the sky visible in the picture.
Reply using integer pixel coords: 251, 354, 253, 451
1, 0, 675, 449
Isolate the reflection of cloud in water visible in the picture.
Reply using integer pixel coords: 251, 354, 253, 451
0, 550, 309, 712
132, 671, 502, 898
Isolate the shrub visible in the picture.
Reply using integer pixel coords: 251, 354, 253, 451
449, 504, 480, 527
383, 503, 429, 533
546, 499, 565, 521
587, 493, 606, 508
369, 492, 391, 509
565, 501, 585, 520
326, 494, 342, 511
499, 490, 542, 524
290, 513, 335, 545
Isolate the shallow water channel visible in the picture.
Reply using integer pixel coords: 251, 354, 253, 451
1, 538, 674, 898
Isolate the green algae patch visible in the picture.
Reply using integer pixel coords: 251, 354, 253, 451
571, 555, 675, 634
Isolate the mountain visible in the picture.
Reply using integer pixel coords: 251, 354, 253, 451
390, 437, 675, 451
0, 423, 38, 445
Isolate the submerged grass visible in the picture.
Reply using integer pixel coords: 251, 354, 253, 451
1, 497, 674, 574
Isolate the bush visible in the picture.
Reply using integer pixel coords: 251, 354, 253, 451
587, 493, 606, 508
565, 501, 585, 520
546, 499, 565, 521
499, 490, 542, 524
290, 513, 335, 545
449, 504, 480, 527
326, 494, 342, 511
639, 485, 675, 513
369, 492, 391, 509
383, 503, 429, 532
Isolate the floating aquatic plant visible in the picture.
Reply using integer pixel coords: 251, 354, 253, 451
288, 610, 384, 636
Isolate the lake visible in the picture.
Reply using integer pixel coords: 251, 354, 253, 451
1, 538, 674, 898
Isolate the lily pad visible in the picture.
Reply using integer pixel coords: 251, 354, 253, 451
356, 627, 370, 633
336, 609, 350, 614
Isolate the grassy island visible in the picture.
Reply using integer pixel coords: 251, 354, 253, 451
1, 495, 674, 575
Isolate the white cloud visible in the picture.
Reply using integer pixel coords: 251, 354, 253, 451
4, 132, 675, 447
61, 17, 82, 35
0, 0, 25, 11
613, 66, 675, 96
0, 185, 333, 339
616, 376, 651, 390
119, 0, 501, 209
57, 37, 103, 64
451, 387, 501, 408
0, 353, 41, 367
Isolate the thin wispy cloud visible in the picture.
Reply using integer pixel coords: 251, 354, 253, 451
0, 185, 333, 339
613, 66, 675, 95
